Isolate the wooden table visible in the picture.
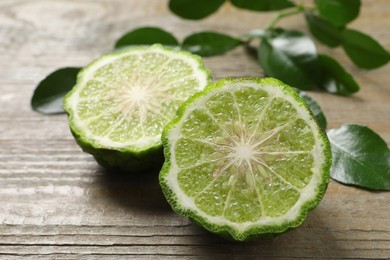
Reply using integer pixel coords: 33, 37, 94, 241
1, 0, 389, 258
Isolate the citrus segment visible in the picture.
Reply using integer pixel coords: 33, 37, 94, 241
177, 162, 217, 197
159, 77, 331, 240
64, 44, 210, 171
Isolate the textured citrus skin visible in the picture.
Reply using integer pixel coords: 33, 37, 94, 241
64, 45, 211, 172
68, 124, 164, 172
159, 77, 331, 241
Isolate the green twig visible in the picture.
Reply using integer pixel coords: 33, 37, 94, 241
264, 5, 305, 31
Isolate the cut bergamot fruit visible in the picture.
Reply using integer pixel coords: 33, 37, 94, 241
63, 44, 210, 172
159, 77, 331, 241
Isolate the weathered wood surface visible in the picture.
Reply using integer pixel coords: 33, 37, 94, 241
0, 0, 389, 258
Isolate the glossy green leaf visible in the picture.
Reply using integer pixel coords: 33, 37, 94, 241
114, 27, 179, 49
328, 124, 390, 190
299, 91, 327, 129
341, 29, 390, 69
304, 12, 343, 48
231, 0, 294, 12
182, 31, 242, 57
31, 67, 81, 114
317, 54, 359, 95
314, 0, 361, 26
258, 30, 320, 90
169, 0, 225, 20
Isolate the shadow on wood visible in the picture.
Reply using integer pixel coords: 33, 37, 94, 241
181, 206, 347, 258
94, 165, 174, 215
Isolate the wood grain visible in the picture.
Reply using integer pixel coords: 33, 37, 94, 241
0, 0, 389, 258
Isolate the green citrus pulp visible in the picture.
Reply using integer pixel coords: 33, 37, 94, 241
63, 44, 210, 172
159, 78, 331, 241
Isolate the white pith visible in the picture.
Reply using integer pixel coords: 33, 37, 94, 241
166, 82, 327, 232
66, 45, 209, 151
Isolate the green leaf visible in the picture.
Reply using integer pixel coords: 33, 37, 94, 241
341, 29, 390, 69
314, 0, 361, 26
299, 91, 327, 129
114, 27, 179, 49
304, 12, 343, 48
328, 124, 390, 190
317, 54, 360, 95
231, 0, 294, 12
182, 31, 243, 57
169, 0, 225, 20
31, 67, 81, 114
258, 29, 320, 90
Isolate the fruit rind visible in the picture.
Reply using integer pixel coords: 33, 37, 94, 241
64, 44, 211, 172
159, 77, 331, 241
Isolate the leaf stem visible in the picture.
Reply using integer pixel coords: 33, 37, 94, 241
264, 5, 305, 31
